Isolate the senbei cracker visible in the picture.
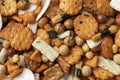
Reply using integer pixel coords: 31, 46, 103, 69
1, 0, 120, 80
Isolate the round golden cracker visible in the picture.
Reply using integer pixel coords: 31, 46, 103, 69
59, 0, 83, 15
0, 21, 23, 42
115, 30, 120, 47
0, 0, 17, 16
11, 27, 34, 51
84, 0, 114, 17
74, 13, 98, 40
63, 46, 84, 65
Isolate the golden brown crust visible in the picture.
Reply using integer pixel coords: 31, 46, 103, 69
36, 29, 50, 44
0, 21, 23, 41
93, 68, 115, 80
84, 0, 114, 17
115, 30, 120, 47
74, 13, 98, 40
11, 26, 34, 51
63, 46, 84, 65
59, 0, 83, 15
45, 4, 63, 19
85, 56, 98, 68
0, 0, 17, 16
101, 36, 113, 59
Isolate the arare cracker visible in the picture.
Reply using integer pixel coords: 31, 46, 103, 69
84, 0, 114, 17
30, 50, 42, 63
11, 26, 34, 51
63, 46, 84, 65
36, 64, 48, 73
44, 1, 63, 19
43, 64, 64, 80
85, 56, 98, 68
0, 0, 17, 16
93, 68, 115, 80
59, 0, 83, 15
74, 12, 98, 40
57, 56, 70, 73
0, 21, 23, 42
101, 36, 113, 59
10, 68, 23, 78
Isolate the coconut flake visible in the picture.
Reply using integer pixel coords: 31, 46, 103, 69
98, 56, 120, 75
110, 0, 120, 12
57, 31, 71, 39
18, 4, 37, 15
86, 39, 102, 49
13, 68, 35, 80
0, 14, 3, 30
60, 74, 72, 80
32, 37, 59, 62
27, 23, 37, 34
36, 0, 50, 21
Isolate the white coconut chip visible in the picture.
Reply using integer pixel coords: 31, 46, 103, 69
57, 31, 71, 39
32, 37, 59, 62
36, 0, 50, 21
98, 56, 120, 75
13, 68, 35, 80
27, 0, 50, 34
0, 14, 3, 30
60, 74, 72, 80
86, 39, 102, 49
110, 0, 120, 12
27, 23, 37, 34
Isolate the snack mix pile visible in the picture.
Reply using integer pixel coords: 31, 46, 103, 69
1, 0, 120, 80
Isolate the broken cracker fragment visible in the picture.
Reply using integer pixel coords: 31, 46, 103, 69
10, 68, 23, 78
30, 50, 42, 63
36, 64, 48, 73
0, 76, 13, 80
43, 64, 64, 80
93, 68, 115, 80
63, 46, 84, 65
85, 56, 98, 68
57, 56, 70, 73
6, 60, 20, 73
32, 37, 59, 62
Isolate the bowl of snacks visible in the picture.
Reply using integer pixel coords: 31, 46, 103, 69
0, 0, 120, 80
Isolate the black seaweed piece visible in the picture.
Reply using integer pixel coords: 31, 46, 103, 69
74, 68, 81, 78
61, 13, 70, 20
101, 29, 111, 38
48, 30, 58, 39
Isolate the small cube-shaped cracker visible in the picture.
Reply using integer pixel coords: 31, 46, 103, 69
43, 64, 64, 80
